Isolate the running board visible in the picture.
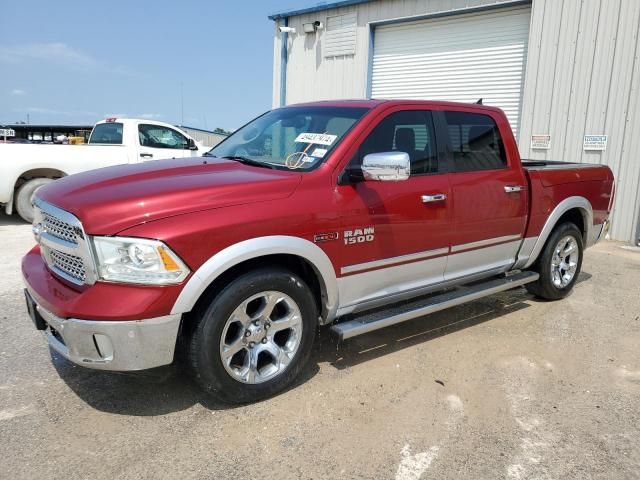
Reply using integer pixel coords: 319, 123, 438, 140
331, 271, 539, 341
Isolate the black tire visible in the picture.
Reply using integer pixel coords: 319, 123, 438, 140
525, 222, 584, 300
187, 267, 317, 404
15, 178, 54, 223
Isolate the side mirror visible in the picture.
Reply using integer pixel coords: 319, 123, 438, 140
361, 152, 410, 181
187, 138, 198, 150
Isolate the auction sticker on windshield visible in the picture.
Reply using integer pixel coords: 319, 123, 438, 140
311, 148, 328, 158
295, 133, 337, 146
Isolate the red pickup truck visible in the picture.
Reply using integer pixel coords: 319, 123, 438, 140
22, 100, 614, 403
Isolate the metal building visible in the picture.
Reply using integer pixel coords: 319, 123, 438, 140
270, 0, 640, 244
176, 125, 228, 148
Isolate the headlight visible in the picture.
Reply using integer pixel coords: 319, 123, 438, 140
91, 236, 190, 285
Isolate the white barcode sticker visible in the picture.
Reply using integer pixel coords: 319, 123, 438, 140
294, 132, 337, 146
311, 148, 328, 158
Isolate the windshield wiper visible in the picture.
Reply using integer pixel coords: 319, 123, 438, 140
219, 155, 275, 169
202, 151, 215, 157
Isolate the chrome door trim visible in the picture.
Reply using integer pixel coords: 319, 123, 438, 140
340, 247, 449, 275
450, 234, 522, 253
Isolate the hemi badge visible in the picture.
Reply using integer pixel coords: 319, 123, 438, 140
314, 232, 339, 243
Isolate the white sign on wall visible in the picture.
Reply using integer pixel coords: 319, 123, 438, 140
0, 128, 15, 137
531, 134, 551, 150
583, 135, 607, 151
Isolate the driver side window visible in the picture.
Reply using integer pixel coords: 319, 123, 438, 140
352, 110, 438, 175
138, 124, 189, 150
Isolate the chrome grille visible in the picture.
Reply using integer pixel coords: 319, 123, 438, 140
49, 250, 86, 283
42, 212, 78, 244
33, 198, 96, 286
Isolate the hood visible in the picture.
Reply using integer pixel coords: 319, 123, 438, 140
38, 157, 302, 234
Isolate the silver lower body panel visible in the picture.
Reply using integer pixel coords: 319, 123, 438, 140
35, 302, 181, 371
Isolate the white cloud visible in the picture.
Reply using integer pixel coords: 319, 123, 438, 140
0, 43, 128, 73
138, 113, 163, 119
0, 43, 98, 68
11, 89, 26, 96
104, 113, 164, 120
13, 107, 97, 117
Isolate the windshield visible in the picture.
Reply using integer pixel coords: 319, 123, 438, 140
209, 106, 369, 170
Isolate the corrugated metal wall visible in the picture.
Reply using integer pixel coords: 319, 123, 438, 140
273, 0, 640, 243
272, 0, 520, 107
370, 6, 530, 137
177, 127, 227, 148
518, 0, 640, 243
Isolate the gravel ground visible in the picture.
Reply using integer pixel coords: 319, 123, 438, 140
1, 212, 639, 480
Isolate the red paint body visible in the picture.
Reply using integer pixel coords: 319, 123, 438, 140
23, 100, 615, 321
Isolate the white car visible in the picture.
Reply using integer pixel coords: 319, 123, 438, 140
0, 118, 210, 222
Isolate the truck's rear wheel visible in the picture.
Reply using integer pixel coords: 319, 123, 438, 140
526, 222, 583, 300
187, 267, 317, 403
15, 178, 54, 223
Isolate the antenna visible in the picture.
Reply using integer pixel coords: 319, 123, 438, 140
475, 98, 483, 105
180, 82, 184, 125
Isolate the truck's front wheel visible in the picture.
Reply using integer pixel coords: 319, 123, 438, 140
15, 178, 54, 223
187, 268, 317, 403
526, 222, 584, 300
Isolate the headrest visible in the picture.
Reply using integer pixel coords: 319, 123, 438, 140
395, 128, 415, 152
468, 125, 493, 148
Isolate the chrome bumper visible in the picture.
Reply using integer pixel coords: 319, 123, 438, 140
35, 302, 181, 371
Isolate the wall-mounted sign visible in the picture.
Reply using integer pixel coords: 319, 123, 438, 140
531, 134, 551, 150
0, 128, 15, 137
583, 135, 607, 151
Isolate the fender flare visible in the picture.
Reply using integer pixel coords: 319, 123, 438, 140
170, 235, 339, 322
520, 196, 593, 269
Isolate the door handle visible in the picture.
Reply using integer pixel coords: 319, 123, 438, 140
504, 185, 524, 193
140, 153, 153, 158
421, 193, 447, 203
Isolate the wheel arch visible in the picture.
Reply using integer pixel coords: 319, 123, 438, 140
16, 167, 67, 187
522, 196, 593, 269
5, 168, 68, 215
171, 236, 339, 324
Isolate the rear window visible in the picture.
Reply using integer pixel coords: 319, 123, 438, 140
89, 123, 123, 145
444, 112, 506, 172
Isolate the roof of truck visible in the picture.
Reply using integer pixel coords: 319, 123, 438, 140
285, 98, 505, 114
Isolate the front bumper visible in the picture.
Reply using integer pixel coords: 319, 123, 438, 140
32, 297, 181, 371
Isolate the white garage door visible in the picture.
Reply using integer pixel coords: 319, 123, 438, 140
371, 7, 531, 137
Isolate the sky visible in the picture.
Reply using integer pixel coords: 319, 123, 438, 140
0, 1, 322, 131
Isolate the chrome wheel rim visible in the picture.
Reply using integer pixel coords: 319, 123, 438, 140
219, 290, 303, 384
551, 235, 579, 288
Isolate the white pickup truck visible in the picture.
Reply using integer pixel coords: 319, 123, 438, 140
0, 118, 209, 222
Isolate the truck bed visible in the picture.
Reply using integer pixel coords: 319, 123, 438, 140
522, 159, 614, 243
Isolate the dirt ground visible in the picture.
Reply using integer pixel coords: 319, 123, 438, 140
1, 213, 639, 480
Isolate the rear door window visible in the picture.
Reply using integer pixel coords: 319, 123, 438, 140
444, 111, 507, 172
89, 123, 123, 145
